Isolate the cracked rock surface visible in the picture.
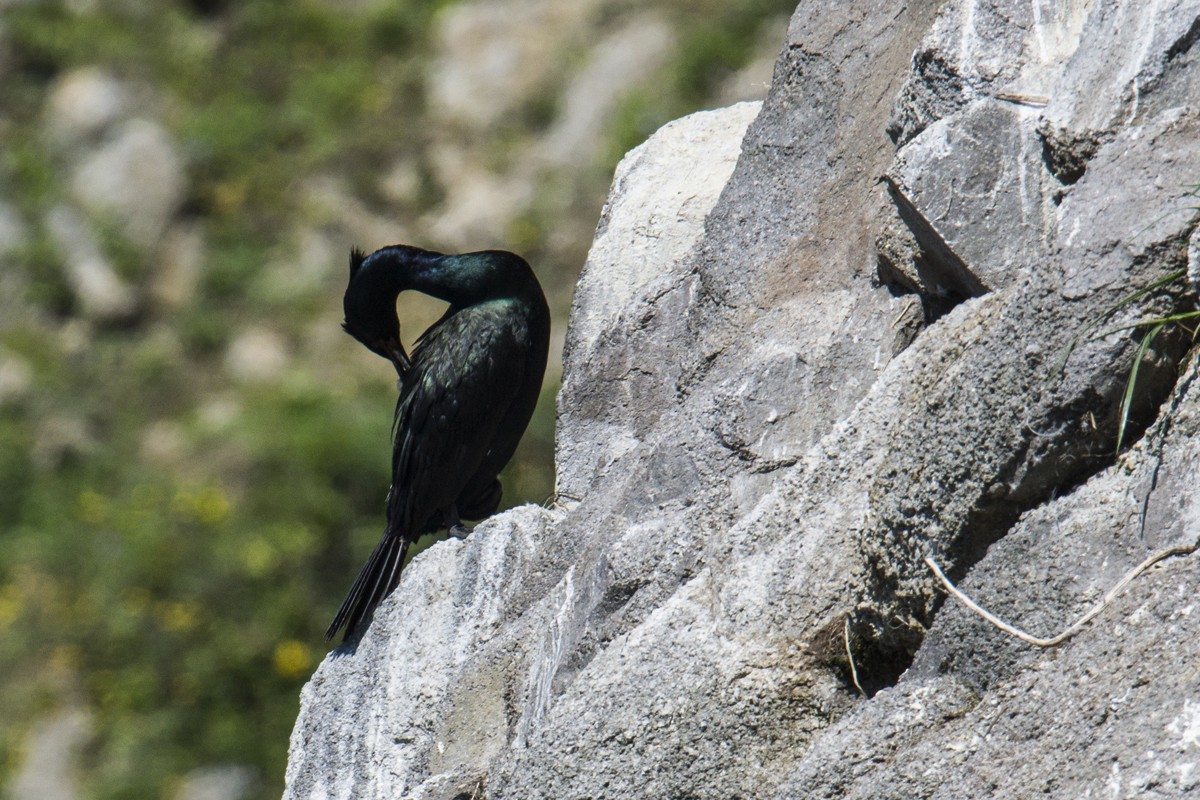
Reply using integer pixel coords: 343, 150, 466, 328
285, 2, 1200, 798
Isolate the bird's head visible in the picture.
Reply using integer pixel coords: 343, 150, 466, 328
347, 245, 539, 306
343, 245, 544, 368
342, 247, 413, 373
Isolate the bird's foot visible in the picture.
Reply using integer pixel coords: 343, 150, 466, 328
448, 523, 472, 540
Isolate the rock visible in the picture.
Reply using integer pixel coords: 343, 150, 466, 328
172, 765, 258, 800
421, 147, 531, 250
44, 204, 137, 322
286, 2, 1200, 799
779, 357, 1200, 800
140, 419, 186, 465
301, 175, 406, 250
10, 707, 92, 800
45, 67, 129, 145
285, 506, 562, 800
1190, 224, 1200, 295
149, 224, 205, 312
882, 99, 1053, 295
557, 101, 761, 498
1040, 0, 1200, 135
0, 350, 32, 405
0, 200, 27, 256
426, 0, 603, 130
257, 227, 337, 304
224, 328, 289, 384
378, 157, 423, 207
538, 14, 677, 167
70, 118, 185, 251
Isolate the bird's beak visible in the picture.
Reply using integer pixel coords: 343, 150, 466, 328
381, 337, 412, 375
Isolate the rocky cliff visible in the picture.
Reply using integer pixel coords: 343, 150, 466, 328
284, 1, 1200, 797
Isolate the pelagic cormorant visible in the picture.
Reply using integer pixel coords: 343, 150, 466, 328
327, 245, 550, 642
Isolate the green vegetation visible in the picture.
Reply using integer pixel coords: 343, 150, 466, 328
1103, 275, 1198, 452
1055, 184, 1200, 453
0, 0, 790, 797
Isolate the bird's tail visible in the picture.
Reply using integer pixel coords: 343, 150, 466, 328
325, 535, 410, 642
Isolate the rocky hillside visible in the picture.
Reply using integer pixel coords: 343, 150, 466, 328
285, 0, 1200, 797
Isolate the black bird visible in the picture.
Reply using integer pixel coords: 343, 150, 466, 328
327, 245, 550, 642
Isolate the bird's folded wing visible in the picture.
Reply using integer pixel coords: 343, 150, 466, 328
387, 307, 528, 537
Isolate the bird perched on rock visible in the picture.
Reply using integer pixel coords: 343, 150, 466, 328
327, 244, 550, 642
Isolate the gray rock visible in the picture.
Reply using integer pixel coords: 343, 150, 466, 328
286, 2, 1200, 799
538, 14, 677, 167
45, 67, 129, 145
1190, 223, 1200, 294
224, 328, 290, 384
558, 101, 761, 498
10, 707, 92, 800
70, 118, 185, 251
883, 99, 1054, 295
0, 200, 27, 256
148, 224, 205, 312
1041, 0, 1200, 135
780, 354, 1200, 799
285, 506, 563, 800
421, 147, 531, 250
44, 204, 137, 322
0, 349, 32, 405
173, 765, 258, 800
426, 0, 604, 130
302, 175, 408, 251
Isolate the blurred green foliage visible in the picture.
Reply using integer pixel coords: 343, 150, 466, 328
0, 0, 792, 797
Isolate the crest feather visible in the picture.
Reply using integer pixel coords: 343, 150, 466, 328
349, 247, 367, 278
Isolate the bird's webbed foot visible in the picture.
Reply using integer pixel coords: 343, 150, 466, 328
442, 504, 471, 539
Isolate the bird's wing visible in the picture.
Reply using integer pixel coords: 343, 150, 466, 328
387, 305, 528, 538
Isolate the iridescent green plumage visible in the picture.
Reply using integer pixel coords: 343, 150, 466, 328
328, 246, 550, 642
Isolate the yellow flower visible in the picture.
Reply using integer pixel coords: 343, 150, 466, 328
193, 487, 231, 525
213, 180, 248, 215
76, 489, 108, 525
159, 600, 199, 633
241, 537, 278, 578
0, 583, 22, 628
172, 486, 231, 525
273, 640, 312, 680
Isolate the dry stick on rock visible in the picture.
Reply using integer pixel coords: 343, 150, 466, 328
925, 543, 1198, 648
843, 616, 867, 697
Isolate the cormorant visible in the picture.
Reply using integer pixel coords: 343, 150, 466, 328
327, 244, 550, 642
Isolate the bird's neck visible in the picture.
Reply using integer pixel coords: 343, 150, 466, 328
365, 247, 542, 310
417, 258, 516, 307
